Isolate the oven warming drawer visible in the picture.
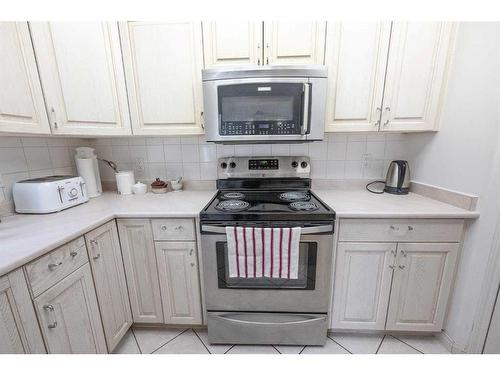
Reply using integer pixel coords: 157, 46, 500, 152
207, 312, 328, 346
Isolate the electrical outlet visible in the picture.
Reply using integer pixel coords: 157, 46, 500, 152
134, 157, 145, 173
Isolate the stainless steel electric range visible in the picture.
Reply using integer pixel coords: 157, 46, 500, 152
200, 156, 336, 346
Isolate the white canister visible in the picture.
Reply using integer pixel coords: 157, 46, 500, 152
132, 182, 147, 195
115, 171, 135, 195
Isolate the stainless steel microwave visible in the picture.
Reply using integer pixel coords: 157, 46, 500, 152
202, 66, 328, 143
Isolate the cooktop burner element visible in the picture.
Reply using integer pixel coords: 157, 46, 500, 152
221, 192, 245, 200
279, 191, 310, 202
215, 199, 250, 212
289, 201, 319, 211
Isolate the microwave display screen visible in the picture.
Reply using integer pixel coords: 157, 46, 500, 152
221, 96, 294, 122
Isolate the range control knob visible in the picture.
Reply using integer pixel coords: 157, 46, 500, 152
291, 161, 298, 168
300, 161, 308, 169
229, 162, 237, 169
220, 162, 228, 169
69, 188, 78, 197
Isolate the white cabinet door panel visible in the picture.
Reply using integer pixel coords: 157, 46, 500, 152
381, 22, 455, 131
120, 21, 204, 135
0, 22, 50, 134
117, 219, 164, 324
331, 242, 396, 330
155, 241, 202, 325
0, 269, 46, 353
34, 264, 107, 353
85, 221, 132, 352
264, 21, 326, 65
203, 21, 263, 67
30, 22, 131, 135
325, 22, 391, 132
386, 242, 459, 331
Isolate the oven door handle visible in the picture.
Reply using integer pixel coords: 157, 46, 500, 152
201, 224, 333, 234
300, 83, 311, 135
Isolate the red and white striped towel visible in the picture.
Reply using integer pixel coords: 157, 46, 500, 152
226, 227, 301, 279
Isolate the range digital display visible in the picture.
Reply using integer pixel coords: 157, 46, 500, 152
248, 159, 279, 170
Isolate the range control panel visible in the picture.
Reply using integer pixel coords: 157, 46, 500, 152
220, 121, 300, 136
217, 156, 310, 179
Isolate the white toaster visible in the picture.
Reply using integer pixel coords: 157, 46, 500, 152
13, 175, 89, 214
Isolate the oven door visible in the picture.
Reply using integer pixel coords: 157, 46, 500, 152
203, 77, 326, 143
201, 223, 333, 313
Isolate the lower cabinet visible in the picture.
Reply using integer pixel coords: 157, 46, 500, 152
85, 220, 132, 352
155, 241, 203, 325
0, 269, 46, 353
33, 264, 107, 353
117, 219, 164, 323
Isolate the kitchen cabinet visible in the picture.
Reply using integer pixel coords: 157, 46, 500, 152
263, 21, 327, 65
119, 21, 204, 135
325, 22, 391, 132
0, 22, 50, 134
33, 263, 107, 353
155, 241, 203, 325
0, 269, 46, 353
325, 22, 456, 133
85, 221, 132, 352
202, 21, 263, 67
29, 22, 131, 136
117, 219, 164, 324
386, 243, 459, 331
331, 242, 396, 330
331, 219, 462, 331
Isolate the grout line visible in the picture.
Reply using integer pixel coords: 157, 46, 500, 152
130, 328, 142, 354
192, 329, 211, 354
375, 335, 386, 354
390, 335, 424, 354
272, 345, 282, 354
224, 344, 236, 354
298, 345, 307, 354
150, 328, 189, 354
327, 335, 352, 354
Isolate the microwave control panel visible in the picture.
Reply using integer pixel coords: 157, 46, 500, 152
220, 121, 300, 136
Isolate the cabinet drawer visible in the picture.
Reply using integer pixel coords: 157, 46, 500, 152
151, 219, 195, 241
338, 219, 464, 243
25, 237, 88, 297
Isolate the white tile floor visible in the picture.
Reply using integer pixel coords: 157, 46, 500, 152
113, 327, 451, 354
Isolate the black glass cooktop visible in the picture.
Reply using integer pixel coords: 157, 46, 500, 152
200, 189, 335, 222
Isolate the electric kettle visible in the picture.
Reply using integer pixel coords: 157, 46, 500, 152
384, 160, 410, 194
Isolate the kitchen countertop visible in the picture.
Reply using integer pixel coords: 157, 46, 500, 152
0, 187, 479, 277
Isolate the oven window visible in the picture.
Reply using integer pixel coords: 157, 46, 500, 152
215, 242, 317, 290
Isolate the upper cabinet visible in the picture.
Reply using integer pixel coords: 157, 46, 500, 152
0, 22, 50, 134
29, 22, 132, 136
202, 22, 263, 67
203, 21, 327, 68
325, 22, 456, 133
120, 21, 205, 135
325, 22, 391, 132
264, 21, 327, 65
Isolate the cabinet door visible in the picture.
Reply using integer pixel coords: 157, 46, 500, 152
85, 221, 132, 352
0, 22, 50, 134
117, 219, 164, 324
264, 21, 326, 65
381, 22, 456, 132
34, 264, 107, 353
0, 269, 46, 353
155, 241, 202, 325
120, 21, 204, 135
386, 243, 459, 332
202, 21, 263, 67
331, 242, 396, 330
29, 22, 131, 135
325, 22, 391, 132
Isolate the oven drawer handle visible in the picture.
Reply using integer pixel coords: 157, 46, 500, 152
201, 224, 332, 234
213, 314, 325, 326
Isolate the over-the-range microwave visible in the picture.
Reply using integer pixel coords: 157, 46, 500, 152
202, 65, 328, 144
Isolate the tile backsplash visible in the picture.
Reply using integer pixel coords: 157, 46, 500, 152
0, 133, 411, 205
90, 133, 411, 183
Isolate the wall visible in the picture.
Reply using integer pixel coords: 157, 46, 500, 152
408, 22, 500, 351
89, 133, 410, 183
0, 137, 90, 206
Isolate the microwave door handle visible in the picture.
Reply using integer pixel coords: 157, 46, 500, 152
301, 83, 311, 135
201, 224, 332, 234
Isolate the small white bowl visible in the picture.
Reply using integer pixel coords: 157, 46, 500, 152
132, 182, 147, 195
